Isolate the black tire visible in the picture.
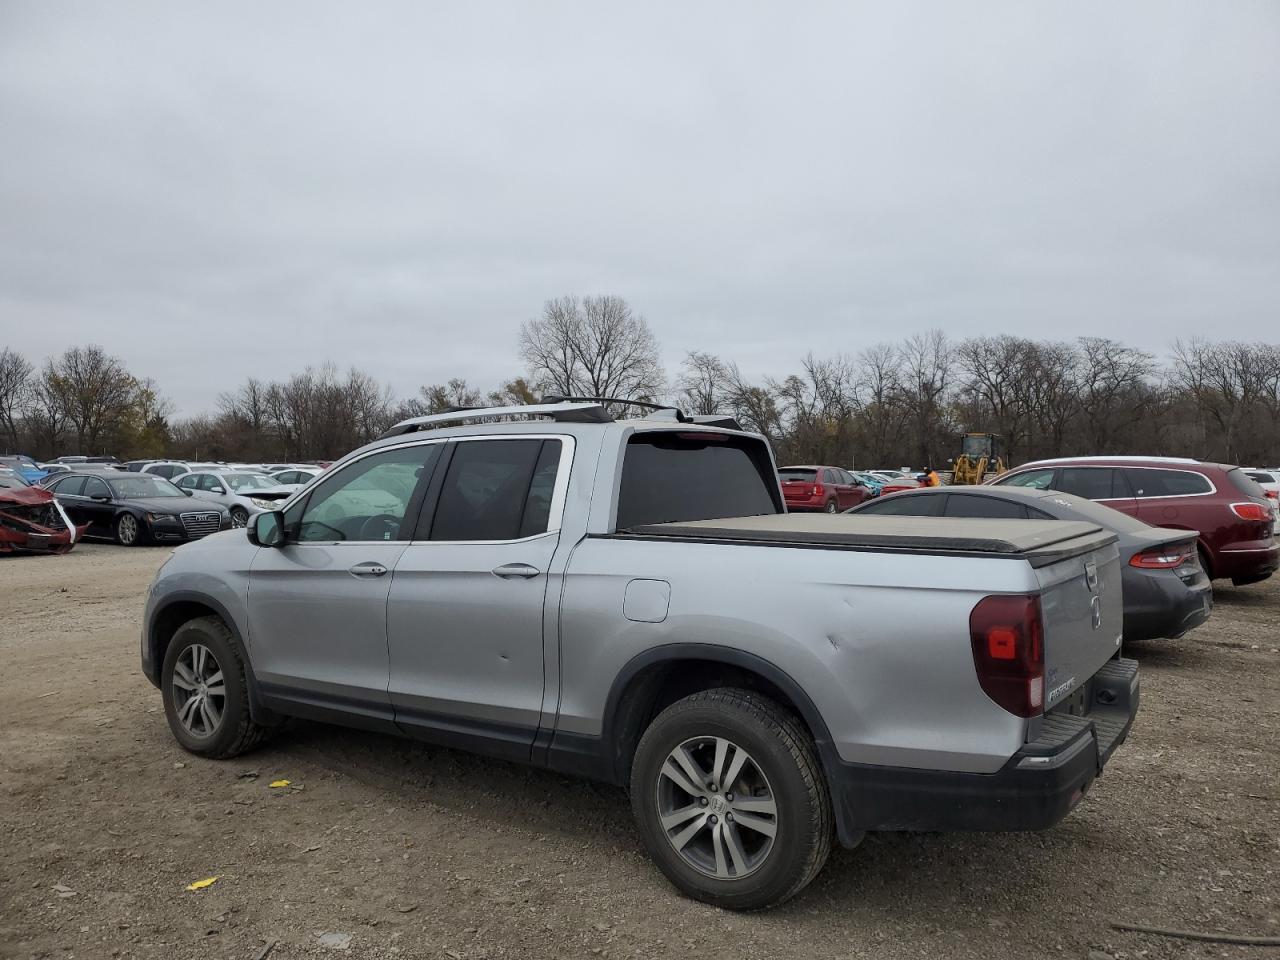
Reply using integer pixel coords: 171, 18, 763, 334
630, 688, 833, 910
229, 506, 250, 529
115, 512, 142, 546
823, 500, 838, 514
161, 615, 265, 759
1197, 545, 1214, 581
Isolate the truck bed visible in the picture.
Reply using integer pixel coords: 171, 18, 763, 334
621, 513, 1117, 567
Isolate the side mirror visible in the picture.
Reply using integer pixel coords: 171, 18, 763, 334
210, 486, 226, 495
182, 488, 193, 496
249, 510, 286, 547
90, 494, 111, 502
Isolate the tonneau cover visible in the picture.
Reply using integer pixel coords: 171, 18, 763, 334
623, 513, 1117, 565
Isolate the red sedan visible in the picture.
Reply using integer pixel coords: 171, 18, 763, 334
778, 465, 870, 513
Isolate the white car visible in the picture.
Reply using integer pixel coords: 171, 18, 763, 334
270, 467, 321, 486
1243, 468, 1280, 516
174, 469, 299, 527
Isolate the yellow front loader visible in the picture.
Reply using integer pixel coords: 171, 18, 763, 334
951, 433, 1007, 485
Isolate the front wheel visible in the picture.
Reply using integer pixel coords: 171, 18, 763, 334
161, 616, 265, 758
630, 688, 832, 910
229, 506, 249, 529
115, 512, 141, 546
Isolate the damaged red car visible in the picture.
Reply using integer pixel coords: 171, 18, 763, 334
0, 472, 86, 554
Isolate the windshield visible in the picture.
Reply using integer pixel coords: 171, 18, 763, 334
0, 472, 31, 488
108, 475, 185, 499
224, 473, 280, 491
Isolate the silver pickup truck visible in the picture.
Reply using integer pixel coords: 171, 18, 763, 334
141, 400, 1139, 909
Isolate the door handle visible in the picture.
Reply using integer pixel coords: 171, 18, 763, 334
348, 561, 389, 578
491, 562, 541, 580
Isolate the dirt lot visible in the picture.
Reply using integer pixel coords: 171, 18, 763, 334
1, 544, 1277, 960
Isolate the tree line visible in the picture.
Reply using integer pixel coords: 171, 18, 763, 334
4, 295, 1280, 468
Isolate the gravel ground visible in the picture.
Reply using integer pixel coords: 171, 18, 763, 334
1, 542, 1277, 960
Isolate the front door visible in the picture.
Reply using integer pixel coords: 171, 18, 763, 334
387, 436, 570, 759
245, 441, 443, 727
79, 475, 116, 537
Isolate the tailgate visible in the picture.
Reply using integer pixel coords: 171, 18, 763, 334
1037, 538, 1124, 710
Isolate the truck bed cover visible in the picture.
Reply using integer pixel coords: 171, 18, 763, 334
622, 514, 1117, 566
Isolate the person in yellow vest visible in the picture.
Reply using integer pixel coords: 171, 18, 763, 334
922, 466, 942, 487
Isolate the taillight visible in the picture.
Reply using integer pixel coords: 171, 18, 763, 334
969, 594, 1044, 718
1267, 490, 1279, 500
1230, 501, 1270, 522
812, 484, 824, 497
1129, 542, 1193, 569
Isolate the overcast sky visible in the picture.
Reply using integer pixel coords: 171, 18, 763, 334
2, 2, 1278, 416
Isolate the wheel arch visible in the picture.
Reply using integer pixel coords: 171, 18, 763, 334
147, 593, 280, 725
597, 644, 837, 790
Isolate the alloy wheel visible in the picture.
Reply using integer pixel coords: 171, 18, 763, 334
171, 643, 225, 738
656, 736, 778, 880
230, 508, 249, 529
118, 514, 138, 545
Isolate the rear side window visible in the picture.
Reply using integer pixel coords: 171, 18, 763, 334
999, 469, 1055, 490
54, 475, 86, 496
1125, 468, 1212, 498
617, 433, 781, 528
1055, 467, 1126, 501
429, 439, 562, 541
1227, 469, 1268, 499
858, 493, 945, 517
944, 495, 1030, 519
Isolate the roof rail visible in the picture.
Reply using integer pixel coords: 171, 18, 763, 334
381, 401, 612, 438
541, 395, 691, 422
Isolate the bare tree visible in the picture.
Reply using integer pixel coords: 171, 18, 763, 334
676, 351, 730, 415
899, 330, 954, 466
520, 295, 665, 403
1077, 337, 1156, 454
0, 347, 34, 449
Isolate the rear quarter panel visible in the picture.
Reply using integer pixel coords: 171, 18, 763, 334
558, 538, 1042, 774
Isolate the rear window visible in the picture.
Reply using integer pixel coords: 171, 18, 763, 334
778, 468, 817, 482
1227, 468, 1268, 500
617, 433, 781, 528
1125, 468, 1212, 498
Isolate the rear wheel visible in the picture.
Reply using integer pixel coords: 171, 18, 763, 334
630, 688, 832, 910
115, 513, 141, 546
229, 506, 249, 529
1197, 545, 1213, 580
823, 500, 837, 514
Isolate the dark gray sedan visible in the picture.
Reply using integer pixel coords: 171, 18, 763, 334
849, 485, 1212, 642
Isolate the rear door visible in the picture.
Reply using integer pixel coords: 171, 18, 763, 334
1124, 467, 1214, 528
386, 436, 571, 758
1035, 537, 1124, 710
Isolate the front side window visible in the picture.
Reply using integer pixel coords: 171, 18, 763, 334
428, 439, 562, 541
296, 444, 441, 543
1125, 468, 1212, 498
176, 473, 199, 489
858, 493, 945, 516
83, 477, 110, 499
999, 469, 1055, 490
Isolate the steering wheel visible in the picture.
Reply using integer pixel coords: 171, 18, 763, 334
357, 513, 400, 541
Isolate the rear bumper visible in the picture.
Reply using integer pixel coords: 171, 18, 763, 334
826, 658, 1139, 843
1210, 539, 1279, 584
1123, 569, 1212, 641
